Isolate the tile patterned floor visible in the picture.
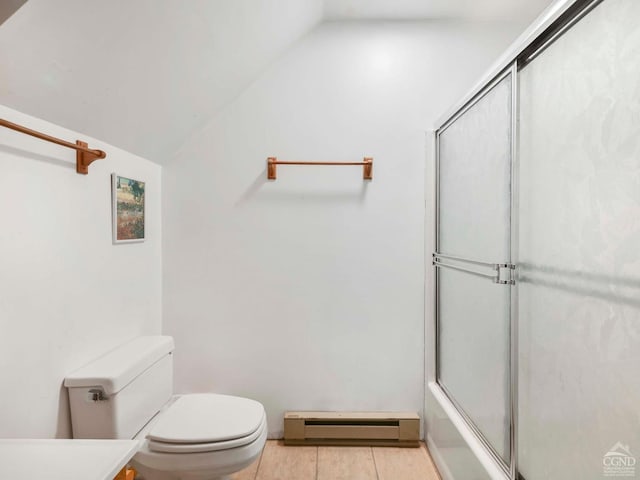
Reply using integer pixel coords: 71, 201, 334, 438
231, 440, 441, 480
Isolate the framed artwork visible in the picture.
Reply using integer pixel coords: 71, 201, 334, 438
112, 173, 145, 243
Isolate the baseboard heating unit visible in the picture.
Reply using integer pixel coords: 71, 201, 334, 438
283, 411, 420, 447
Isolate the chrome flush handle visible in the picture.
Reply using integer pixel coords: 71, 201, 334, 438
88, 389, 107, 402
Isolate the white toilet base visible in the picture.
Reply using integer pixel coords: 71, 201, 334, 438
131, 415, 267, 480
132, 466, 232, 480
129, 394, 267, 480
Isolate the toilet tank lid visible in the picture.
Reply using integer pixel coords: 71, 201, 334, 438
64, 336, 175, 395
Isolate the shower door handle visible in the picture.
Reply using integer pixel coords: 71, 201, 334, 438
432, 252, 515, 285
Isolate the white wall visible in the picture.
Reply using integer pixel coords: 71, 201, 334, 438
0, 105, 162, 438
162, 20, 526, 437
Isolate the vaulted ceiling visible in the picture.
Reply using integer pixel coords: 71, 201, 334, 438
0, 0, 324, 163
324, 0, 552, 21
0, 0, 552, 164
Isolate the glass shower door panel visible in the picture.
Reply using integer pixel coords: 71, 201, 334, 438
439, 75, 512, 261
518, 0, 640, 478
438, 268, 511, 460
438, 74, 512, 463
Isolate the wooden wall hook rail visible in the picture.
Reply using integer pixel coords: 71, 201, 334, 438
0, 118, 106, 175
267, 157, 373, 181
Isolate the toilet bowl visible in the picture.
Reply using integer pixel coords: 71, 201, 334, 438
64, 336, 267, 480
132, 394, 267, 480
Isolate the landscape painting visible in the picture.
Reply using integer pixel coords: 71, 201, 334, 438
112, 174, 145, 243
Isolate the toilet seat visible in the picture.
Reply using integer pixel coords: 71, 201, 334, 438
132, 393, 268, 478
148, 414, 267, 453
146, 393, 266, 454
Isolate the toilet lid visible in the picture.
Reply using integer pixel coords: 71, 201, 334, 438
147, 413, 266, 453
147, 394, 265, 445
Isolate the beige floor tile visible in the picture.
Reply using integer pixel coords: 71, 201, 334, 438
255, 440, 317, 480
317, 446, 377, 480
231, 446, 263, 480
420, 443, 442, 480
373, 444, 440, 480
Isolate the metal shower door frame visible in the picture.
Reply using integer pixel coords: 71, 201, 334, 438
433, 61, 519, 478
429, 3, 607, 479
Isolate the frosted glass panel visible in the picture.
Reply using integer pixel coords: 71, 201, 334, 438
439, 75, 512, 261
438, 268, 510, 460
437, 74, 512, 463
518, 0, 640, 478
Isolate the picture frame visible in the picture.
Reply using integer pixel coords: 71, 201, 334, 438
111, 173, 145, 243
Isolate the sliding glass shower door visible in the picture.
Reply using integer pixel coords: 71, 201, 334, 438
517, 0, 640, 478
431, 1, 640, 479
435, 70, 515, 466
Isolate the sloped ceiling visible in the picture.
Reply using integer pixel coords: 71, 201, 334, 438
0, 0, 324, 163
0, 0, 552, 164
324, 0, 553, 21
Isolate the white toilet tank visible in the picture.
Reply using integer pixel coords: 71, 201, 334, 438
65, 336, 175, 440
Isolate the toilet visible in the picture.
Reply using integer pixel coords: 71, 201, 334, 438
64, 336, 267, 480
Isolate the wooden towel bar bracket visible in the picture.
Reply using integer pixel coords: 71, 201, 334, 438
75, 140, 105, 174
267, 157, 373, 181
0, 118, 106, 174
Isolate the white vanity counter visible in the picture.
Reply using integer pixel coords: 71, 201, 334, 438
0, 439, 139, 480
